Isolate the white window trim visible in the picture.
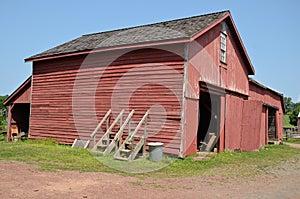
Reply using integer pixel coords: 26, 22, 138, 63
220, 32, 227, 63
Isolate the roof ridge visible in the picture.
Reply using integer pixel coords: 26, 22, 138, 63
249, 78, 283, 96
82, 10, 230, 37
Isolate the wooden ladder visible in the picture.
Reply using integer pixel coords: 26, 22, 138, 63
90, 109, 112, 147
91, 109, 125, 155
114, 110, 149, 161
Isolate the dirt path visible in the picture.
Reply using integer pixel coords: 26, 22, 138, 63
283, 142, 300, 149
0, 158, 300, 199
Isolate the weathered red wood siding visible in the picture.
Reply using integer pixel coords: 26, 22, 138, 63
225, 97, 264, 151
249, 82, 284, 141
241, 100, 262, 151
224, 94, 244, 150
182, 20, 251, 155
187, 22, 249, 96
30, 46, 184, 154
5, 79, 31, 105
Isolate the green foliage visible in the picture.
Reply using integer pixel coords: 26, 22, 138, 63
284, 96, 300, 114
0, 95, 8, 132
283, 114, 295, 128
0, 133, 6, 142
289, 105, 300, 126
284, 97, 293, 113
284, 96, 300, 126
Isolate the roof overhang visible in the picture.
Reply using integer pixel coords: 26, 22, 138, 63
3, 76, 32, 106
249, 78, 286, 113
24, 38, 190, 63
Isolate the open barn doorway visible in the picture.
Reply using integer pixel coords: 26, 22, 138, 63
10, 103, 30, 140
268, 108, 277, 140
197, 91, 220, 152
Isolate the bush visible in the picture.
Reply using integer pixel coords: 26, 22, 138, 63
0, 133, 6, 142
289, 105, 300, 126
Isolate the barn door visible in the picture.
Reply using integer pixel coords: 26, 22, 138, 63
241, 100, 262, 151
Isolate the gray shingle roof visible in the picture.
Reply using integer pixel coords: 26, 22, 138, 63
26, 10, 229, 60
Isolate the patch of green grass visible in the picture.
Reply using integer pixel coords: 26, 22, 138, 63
0, 140, 112, 172
96, 153, 174, 174
284, 138, 300, 144
283, 114, 296, 128
0, 140, 300, 178
148, 145, 300, 178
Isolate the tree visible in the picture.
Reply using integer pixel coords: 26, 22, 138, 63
0, 95, 8, 132
284, 97, 293, 113
289, 104, 300, 126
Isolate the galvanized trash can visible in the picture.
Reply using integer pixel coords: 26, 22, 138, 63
148, 142, 163, 161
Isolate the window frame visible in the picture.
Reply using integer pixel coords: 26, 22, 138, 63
220, 32, 227, 64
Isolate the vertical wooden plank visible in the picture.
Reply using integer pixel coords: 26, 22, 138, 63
265, 108, 269, 145
182, 99, 198, 156
241, 100, 262, 151
224, 94, 243, 150
6, 105, 12, 142
219, 95, 225, 152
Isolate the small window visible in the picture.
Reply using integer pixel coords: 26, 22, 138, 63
220, 32, 227, 63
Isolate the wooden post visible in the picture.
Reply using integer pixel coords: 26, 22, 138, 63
93, 135, 96, 147
219, 95, 225, 152
143, 116, 148, 157
128, 118, 131, 136
106, 116, 109, 132
6, 105, 12, 142
265, 108, 269, 144
118, 112, 123, 149
128, 118, 133, 150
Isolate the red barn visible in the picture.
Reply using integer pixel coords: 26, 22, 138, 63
5, 11, 285, 157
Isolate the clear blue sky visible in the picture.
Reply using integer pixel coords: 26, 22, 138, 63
1, 0, 299, 102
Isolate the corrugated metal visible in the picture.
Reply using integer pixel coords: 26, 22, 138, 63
30, 47, 184, 154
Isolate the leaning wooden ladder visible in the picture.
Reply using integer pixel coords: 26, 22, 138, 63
91, 109, 126, 155
199, 132, 217, 152
90, 109, 112, 147
114, 110, 149, 161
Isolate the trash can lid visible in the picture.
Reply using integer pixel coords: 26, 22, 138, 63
148, 142, 163, 146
